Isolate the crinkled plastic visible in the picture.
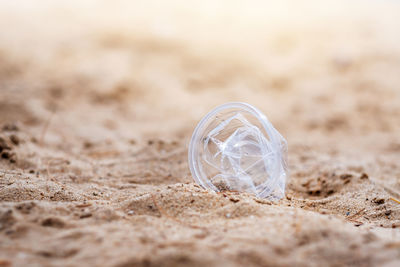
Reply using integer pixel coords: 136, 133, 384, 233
188, 102, 288, 200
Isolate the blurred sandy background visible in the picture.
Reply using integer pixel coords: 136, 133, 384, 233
1, 0, 400, 266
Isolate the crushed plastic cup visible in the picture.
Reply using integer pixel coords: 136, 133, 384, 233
188, 102, 288, 200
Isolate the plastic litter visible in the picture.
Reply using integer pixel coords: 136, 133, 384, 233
188, 102, 288, 200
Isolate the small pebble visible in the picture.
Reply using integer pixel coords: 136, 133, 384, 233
80, 213, 92, 219
9, 135, 19, 146
229, 197, 239, 203
372, 198, 385, 205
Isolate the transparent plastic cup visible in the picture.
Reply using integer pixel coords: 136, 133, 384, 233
188, 102, 288, 200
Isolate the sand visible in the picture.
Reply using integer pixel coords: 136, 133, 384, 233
1, 0, 400, 266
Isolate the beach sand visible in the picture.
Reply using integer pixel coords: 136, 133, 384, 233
1, 1, 400, 266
